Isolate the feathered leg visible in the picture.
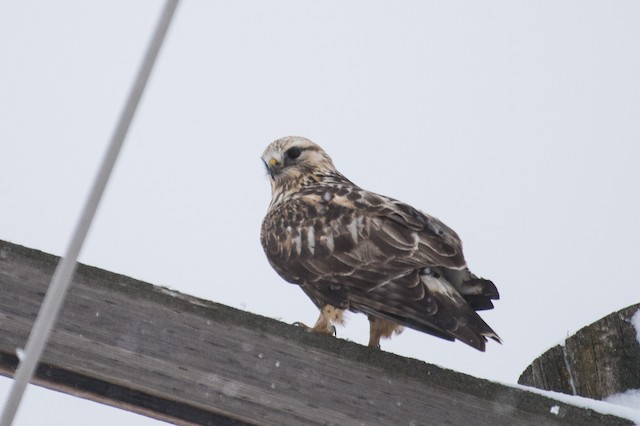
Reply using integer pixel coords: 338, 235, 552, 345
368, 316, 404, 348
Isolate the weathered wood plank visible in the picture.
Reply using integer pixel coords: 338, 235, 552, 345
519, 303, 640, 400
0, 240, 632, 425
519, 345, 575, 396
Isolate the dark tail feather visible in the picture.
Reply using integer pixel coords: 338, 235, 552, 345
465, 295, 495, 311
460, 278, 499, 311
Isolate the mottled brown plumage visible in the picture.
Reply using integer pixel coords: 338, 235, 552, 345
260, 136, 500, 351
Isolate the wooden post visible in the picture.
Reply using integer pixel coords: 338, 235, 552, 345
519, 303, 640, 400
0, 239, 632, 425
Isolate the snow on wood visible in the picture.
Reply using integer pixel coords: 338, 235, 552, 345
632, 310, 640, 345
519, 303, 640, 402
0, 239, 632, 425
606, 389, 640, 411
513, 385, 640, 424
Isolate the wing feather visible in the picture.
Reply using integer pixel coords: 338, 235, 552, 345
263, 188, 465, 281
260, 185, 496, 349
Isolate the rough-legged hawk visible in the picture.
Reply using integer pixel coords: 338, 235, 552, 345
260, 136, 500, 351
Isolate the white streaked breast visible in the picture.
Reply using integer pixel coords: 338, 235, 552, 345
307, 226, 315, 254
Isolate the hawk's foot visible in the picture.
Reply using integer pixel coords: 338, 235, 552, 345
293, 321, 336, 336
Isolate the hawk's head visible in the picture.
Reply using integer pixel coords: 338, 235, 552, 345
262, 136, 338, 196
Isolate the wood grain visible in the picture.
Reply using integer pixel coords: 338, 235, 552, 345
519, 303, 640, 400
0, 240, 631, 425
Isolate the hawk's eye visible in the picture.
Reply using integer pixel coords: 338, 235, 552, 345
286, 147, 302, 160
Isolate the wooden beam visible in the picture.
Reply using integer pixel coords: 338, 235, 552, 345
519, 303, 640, 400
0, 240, 632, 425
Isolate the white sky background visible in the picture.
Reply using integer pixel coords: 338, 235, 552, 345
1, 1, 640, 424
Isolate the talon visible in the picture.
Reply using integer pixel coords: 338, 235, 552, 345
293, 320, 336, 336
293, 321, 312, 331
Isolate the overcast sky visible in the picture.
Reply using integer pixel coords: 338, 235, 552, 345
2, 1, 640, 424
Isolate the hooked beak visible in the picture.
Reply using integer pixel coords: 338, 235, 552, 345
264, 157, 282, 178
